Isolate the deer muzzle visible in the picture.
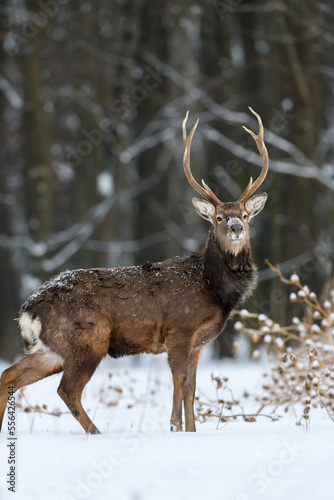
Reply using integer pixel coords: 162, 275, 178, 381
227, 218, 245, 241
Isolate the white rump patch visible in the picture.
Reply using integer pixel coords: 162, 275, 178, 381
19, 312, 64, 369
19, 311, 43, 354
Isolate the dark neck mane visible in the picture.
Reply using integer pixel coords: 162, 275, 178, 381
202, 230, 257, 311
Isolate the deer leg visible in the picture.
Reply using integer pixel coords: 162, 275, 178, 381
184, 349, 201, 432
167, 338, 191, 432
57, 359, 102, 435
170, 370, 187, 432
0, 350, 63, 432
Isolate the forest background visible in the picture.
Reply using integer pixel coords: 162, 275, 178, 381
0, 0, 333, 360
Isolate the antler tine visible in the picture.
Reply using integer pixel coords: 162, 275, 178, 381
182, 112, 221, 205
239, 107, 269, 203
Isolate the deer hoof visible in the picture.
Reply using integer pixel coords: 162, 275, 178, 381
170, 423, 182, 432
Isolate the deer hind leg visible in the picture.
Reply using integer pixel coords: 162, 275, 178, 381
57, 356, 103, 435
56, 317, 111, 434
183, 349, 201, 432
0, 349, 64, 432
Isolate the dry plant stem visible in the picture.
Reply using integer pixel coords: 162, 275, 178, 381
197, 411, 278, 422
316, 385, 334, 422
264, 259, 332, 320
232, 262, 334, 426
17, 389, 64, 417
264, 259, 292, 285
242, 326, 302, 343
314, 365, 334, 423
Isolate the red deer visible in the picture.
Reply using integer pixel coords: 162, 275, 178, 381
0, 108, 268, 434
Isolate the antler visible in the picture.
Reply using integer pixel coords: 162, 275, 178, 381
182, 111, 221, 206
239, 107, 269, 203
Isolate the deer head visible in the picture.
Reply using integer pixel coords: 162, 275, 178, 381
183, 107, 268, 255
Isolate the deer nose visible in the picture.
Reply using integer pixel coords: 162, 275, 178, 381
231, 224, 243, 235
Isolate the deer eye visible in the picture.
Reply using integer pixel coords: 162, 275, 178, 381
216, 216, 223, 222
243, 214, 248, 219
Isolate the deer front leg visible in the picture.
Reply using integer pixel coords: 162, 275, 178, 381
183, 349, 201, 432
167, 337, 191, 432
170, 371, 187, 432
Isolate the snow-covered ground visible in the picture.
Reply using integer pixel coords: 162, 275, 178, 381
0, 350, 333, 500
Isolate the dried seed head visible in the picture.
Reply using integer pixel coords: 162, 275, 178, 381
290, 274, 300, 284
275, 337, 284, 349
321, 319, 331, 328
240, 309, 249, 319
250, 333, 260, 343
263, 334, 272, 344
234, 321, 243, 331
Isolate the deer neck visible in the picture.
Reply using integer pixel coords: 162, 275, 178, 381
202, 229, 257, 308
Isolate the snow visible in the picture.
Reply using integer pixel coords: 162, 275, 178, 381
0, 353, 333, 500
97, 171, 114, 197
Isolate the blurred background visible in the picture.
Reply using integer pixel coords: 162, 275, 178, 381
0, 0, 333, 361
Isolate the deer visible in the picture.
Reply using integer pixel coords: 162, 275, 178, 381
0, 107, 268, 434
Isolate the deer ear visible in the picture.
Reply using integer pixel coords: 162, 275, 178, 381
192, 197, 215, 222
245, 193, 267, 219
